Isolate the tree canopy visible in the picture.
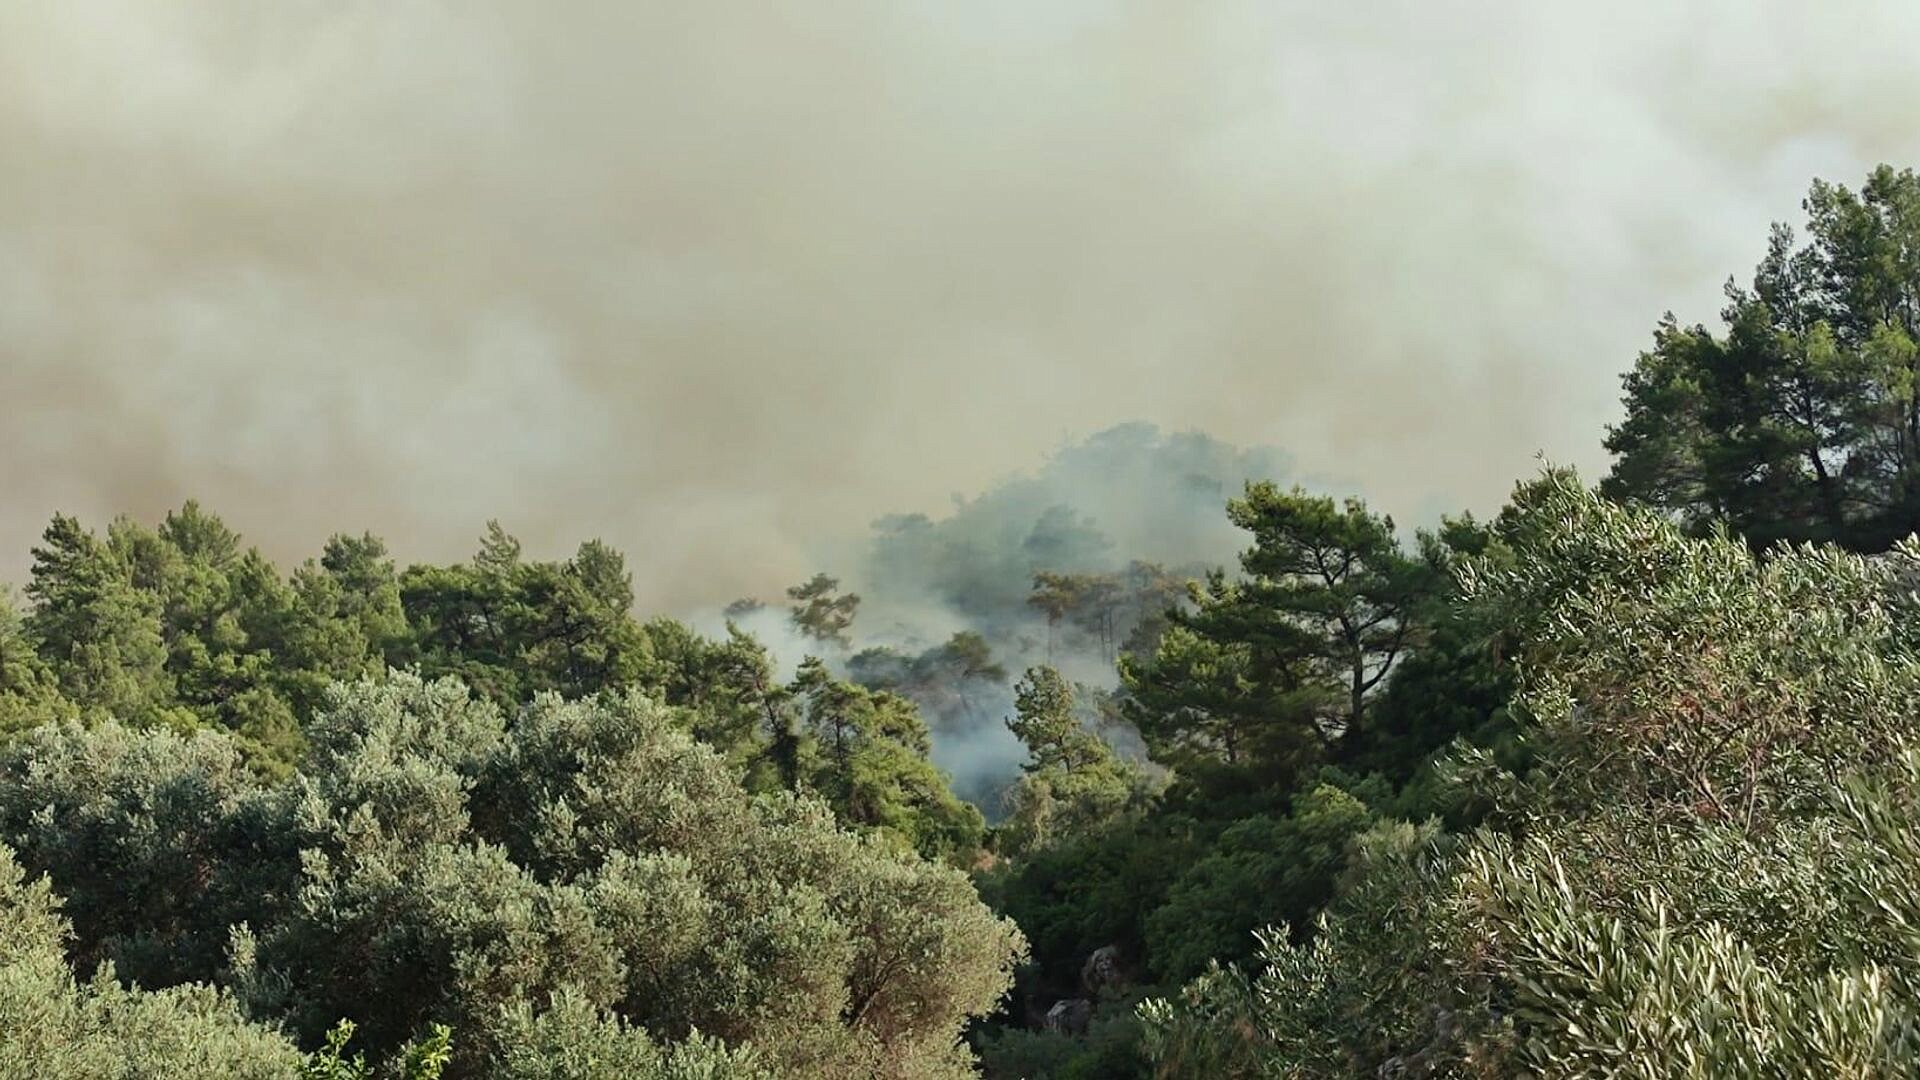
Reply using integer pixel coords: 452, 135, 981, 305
0, 678, 1023, 1078
1142, 475, 1920, 1075
1606, 166, 1920, 551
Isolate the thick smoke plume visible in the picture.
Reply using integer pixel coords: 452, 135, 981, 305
6, 2, 1920, 613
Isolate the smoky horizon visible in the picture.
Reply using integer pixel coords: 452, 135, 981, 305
6, 2, 1920, 612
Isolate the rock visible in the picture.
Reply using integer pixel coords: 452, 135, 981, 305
1080, 944, 1126, 996
1044, 997, 1092, 1036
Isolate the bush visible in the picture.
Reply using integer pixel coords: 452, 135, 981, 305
0, 842, 306, 1079
1141, 475, 1920, 1076
0, 675, 1026, 1078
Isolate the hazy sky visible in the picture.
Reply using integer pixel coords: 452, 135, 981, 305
5, 2, 1919, 609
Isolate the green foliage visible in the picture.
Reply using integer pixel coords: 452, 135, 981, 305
1140, 474, 1920, 1077
847, 630, 1008, 740
1019, 561, 1191, 673
0, 719, 289, 989
0, 676, 1022, 1077
292, 676, 1007, 1072
299, 1019, 451, 1080
1137, 818, 1454, 1077
1227, 485, 1431, 738
298, 1021, 369, 1080
785, 573, 860, 650
985, 763, 1389, 1000
0, 586, 78, 736
0, 478, 1507, 1075
0, 505, 818, 793
1346, 517, 1517, 783
790, 657, 987, 862
976, 999, 1151, 1080
399, 526, 650, 705
1007, 667, 1104, 773
628, 618, 788, 778
998, 667, 1152, 857
22, 164, 1920, 1078
1142, 785, 1372, 982
1472, 471, 1920, 827
986, 493, 1509, 1063
977, 815, 1201, 988
0, 842, 306, 1078
26, 513, 180, 730
13, 506, 417, 768
1605, 164, 1920, 551
270, 532, 409, 724
489, 991, 769, 1079
1121, 485, 1442, 793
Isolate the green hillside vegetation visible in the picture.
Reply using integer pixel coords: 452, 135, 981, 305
4, 165, 1920, 1077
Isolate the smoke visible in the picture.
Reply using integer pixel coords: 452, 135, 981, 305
6, 2, 1920, 612
696, 423, 1286, 805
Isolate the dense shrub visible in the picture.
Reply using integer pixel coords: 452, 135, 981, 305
1141, 476, 1920, 1076
0, 842, 306, 1079
0, 676, 1024, 1078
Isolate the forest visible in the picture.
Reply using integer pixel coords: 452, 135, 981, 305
5, 166, 1920, 1077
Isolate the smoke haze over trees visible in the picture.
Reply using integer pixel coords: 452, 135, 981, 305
16, 157, 1920, 1071
9, 4, 1920, 612
712, 423, 1292, 804
12, 5, 1920, 1076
